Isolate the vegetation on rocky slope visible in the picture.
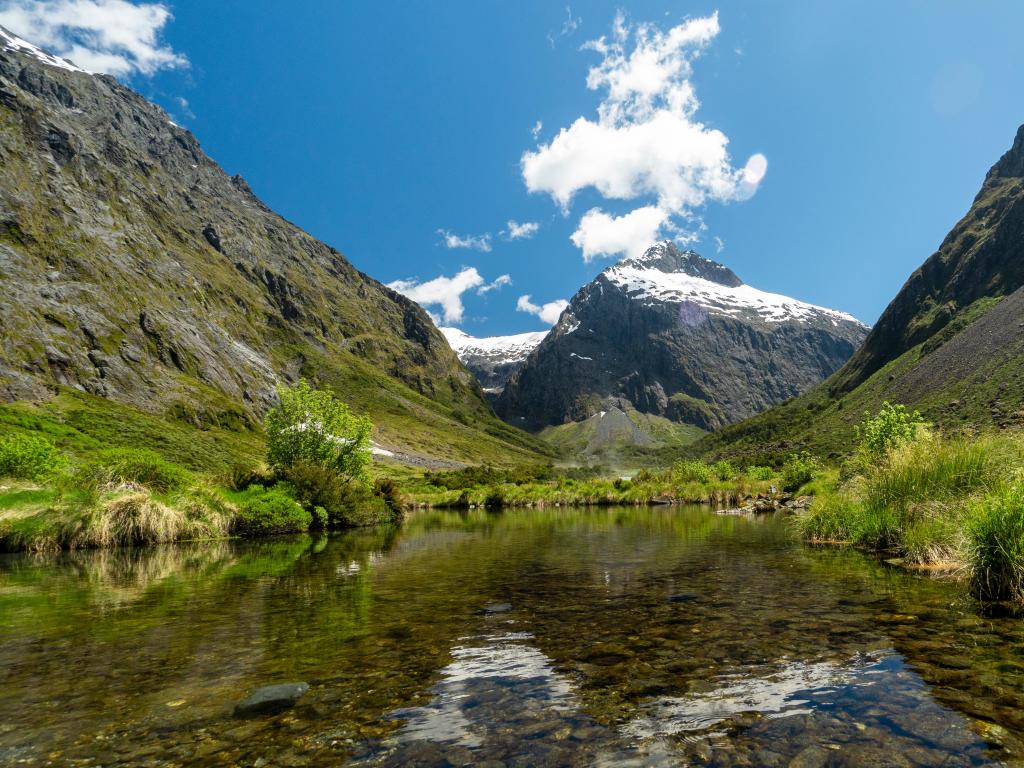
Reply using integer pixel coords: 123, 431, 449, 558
0, 39, 547, 469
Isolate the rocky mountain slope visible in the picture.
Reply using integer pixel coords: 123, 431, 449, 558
698, 123, 1024, 462
0, 28, 543, 467
440, 327, 547, 393
496, 242, 869, 432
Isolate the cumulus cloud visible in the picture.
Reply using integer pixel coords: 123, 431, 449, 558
570, 205, 669, 262
517, 294, 569, 325
437, 228, 492, 252
388, 267, 485, 325
0, 0, 187, 76
477, 273, 512, 294
503, 220, 540, 240
522, 12, 766, 261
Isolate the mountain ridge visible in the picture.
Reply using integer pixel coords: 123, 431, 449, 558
0, 28, 545, 467
496, 241, 869, 433
697, 122, 1024, 462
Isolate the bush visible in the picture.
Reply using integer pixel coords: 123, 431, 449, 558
782, 452, 819, 492
856, 401, 928, 458
0, 434, 66, 480
89, 448, 192, 492
265, 380, 373, 481
281, 462, 362, 528
712, 460, 735, 481
967, 482, 1024, 602
229, 464, 275, 492
673, 460, 713, 484
232, 486, 311, 536
373, 477, 404, 521
746, 465, 774, 481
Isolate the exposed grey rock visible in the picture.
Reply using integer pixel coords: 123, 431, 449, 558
233, 682, 309, 717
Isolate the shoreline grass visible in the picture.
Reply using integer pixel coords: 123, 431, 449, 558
795, 423, 1024, 603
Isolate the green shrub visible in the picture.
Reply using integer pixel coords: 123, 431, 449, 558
282, 462, 364, 528
373, 477, 404, 521
856, 401, 928, 458
746, 465, 774, 481
229, 464, 275, 491
782, 452, 819, 492
265, 380, 373, 481
712, 460, 735, 481
673, 460, 713, 484
967, 482, 1024, 602
484, 486, 505, 508
89, 448, 192, 492
232, 486, 311, 536
0, 433, 65, 480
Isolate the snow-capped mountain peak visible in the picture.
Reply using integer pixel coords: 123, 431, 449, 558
441, 327, 548, 393
0, 27, 85, 74
603, 241, 866, 328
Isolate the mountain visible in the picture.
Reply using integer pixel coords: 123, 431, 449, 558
440, 327, 547, 393
698, 123, 1024, 462
495, 242, 869, 433
0, 28, 544, 468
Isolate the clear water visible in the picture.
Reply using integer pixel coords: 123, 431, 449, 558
1, 506, 1023, 766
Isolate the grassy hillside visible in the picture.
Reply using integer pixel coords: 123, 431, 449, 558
697, 290, 1024, 464
540, 406, 705, 468
0, 39, 548, 469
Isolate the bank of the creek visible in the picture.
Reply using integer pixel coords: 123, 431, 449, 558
1, 506, 1023, 766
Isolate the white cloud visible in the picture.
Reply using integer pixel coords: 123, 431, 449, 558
548, 5, 581, 48
531, 120, 543, 140
503, 220, 540, 240
713, 235, 725, 253
522, 12, 766, 261
477, 274, 512, 294
570, 206, 668, 262
517, 294, 569, 325
0, 0, 187, 76
389, 267, 486, 325
437, 228, 492, 252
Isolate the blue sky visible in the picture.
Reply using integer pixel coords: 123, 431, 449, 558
6, 1, 1024, 336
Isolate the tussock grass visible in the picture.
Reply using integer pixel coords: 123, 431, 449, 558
797, 429, 1024, 601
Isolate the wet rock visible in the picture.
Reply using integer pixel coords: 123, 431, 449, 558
668, 592, 700, 603
233, 682, 308, 717
482, 603, 512, 614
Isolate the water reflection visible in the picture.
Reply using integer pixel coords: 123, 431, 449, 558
0, 507, 1020, 765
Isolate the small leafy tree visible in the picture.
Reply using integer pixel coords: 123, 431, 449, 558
782, 451, 820, 492
856, 401, 928, 458
265, 380, 372, 481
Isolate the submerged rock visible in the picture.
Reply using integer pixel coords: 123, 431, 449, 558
233, 683, 309, 717
482, 603, 512, 614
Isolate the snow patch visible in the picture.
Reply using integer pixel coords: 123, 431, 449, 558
441, 327, 547, 366
604, 261, 865, 326
0, 27, 86, 73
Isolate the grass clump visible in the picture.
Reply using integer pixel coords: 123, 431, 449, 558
796, 403, 1024, 601
967, 481, 1024, 602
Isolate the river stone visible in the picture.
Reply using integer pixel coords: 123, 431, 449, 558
233, 683, 309, 717
483, 603, 512, 614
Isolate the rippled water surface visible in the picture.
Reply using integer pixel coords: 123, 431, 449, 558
3, 506, 1024, 766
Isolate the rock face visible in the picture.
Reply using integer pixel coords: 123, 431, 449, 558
831, 123, 1024, 395
496, 242, 869, 431
440, 327, 547, 393
234, 683, 309, 717
0, 29, 494, 436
